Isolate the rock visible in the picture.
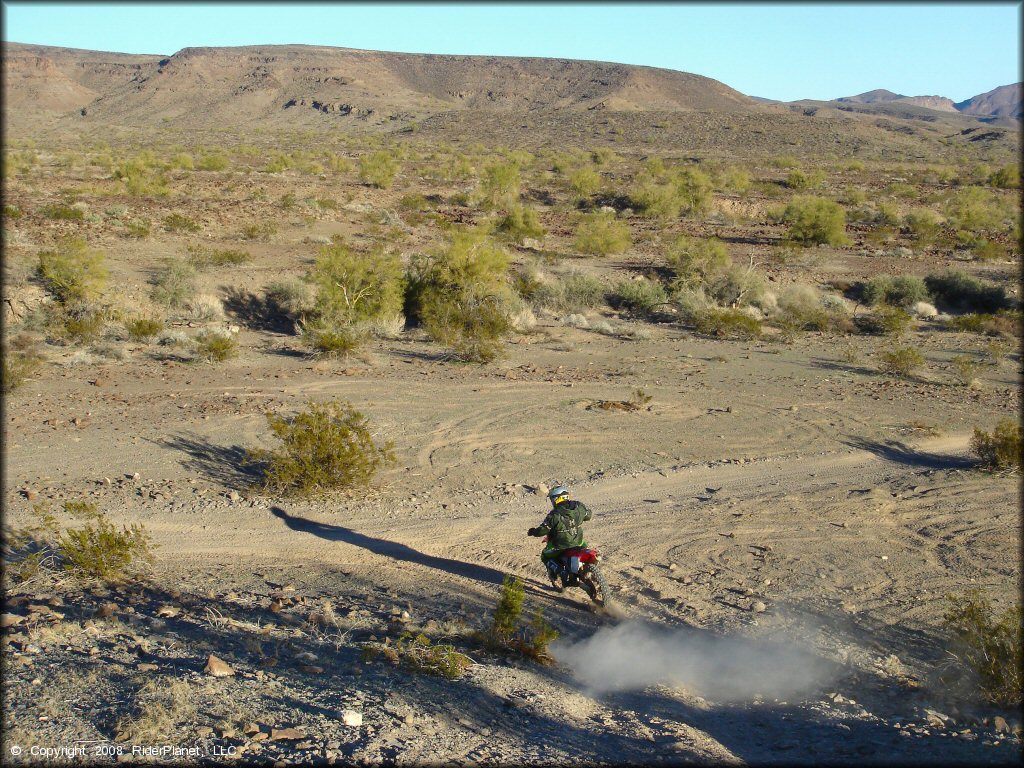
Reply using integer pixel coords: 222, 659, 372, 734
0, 614, 25, 628
340, 710, 363, 727
204, 654, 235, 677
251, 732, 269, 742
243, 723, 261, 735
926, 710, 950, 728
23, 489, 38, 501
137, 663, 158, 672
297, 664, 324, 674
270, 727, 305, 740
993, 716, 1010, 734
752, 601, 767, 613
537, 483, 550, 497
95, 603, 118, 618
228, 491, 241, 502
155, 605, 180, 618
667, 563, 678, 572
197, 726, 214, 737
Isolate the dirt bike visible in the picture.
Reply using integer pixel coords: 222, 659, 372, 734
541, 537, 609, 607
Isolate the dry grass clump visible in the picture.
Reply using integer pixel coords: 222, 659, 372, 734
573, 211, 632, 256
186, 245, 251, 269
247, 400, 395, 497
359, 150, 400, 189
2, 349, 43, 393
855, 306, 912, 337
124, 316, 164, 342
194, 328, 237, 362
970, 419, 1022, 472
150, 260, 197, 309
950, 355, 983, 388
115, 679, 196, 743
362, 632, 474, 680
693, 307, 762, 339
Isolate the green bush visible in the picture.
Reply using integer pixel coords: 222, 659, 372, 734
150, 260, 197, 309
42, 202, 85, 220
693, 307, 762, 339
945, 186, 1010, 238
903, 208, 942, 245
187, 245, 251, 269
248, 400, 395, 496
924, 270, 1007, 314
607, 278, 668, 316
529, 272, 608, 312
197, 153, 229, 171
363, 633, 473, 680
785, 168, 809, 190
941, 589, 1022, 706
972, 240, 1007, 262
479, 160, 521, 210
124, 219, 151, 239
631, 167, 712, 219
495, 205, 545, 244
950, 355, 982, 387
877, 346, 925, 377
125, 316, 164, 342
308, 242, 404, 328
573, 212, 632, 256
861, 274, 930, 308
7, 501, 154, 585
359, 150, 400, 189
988, 163, 1020, 189
408, 227, 513, 363
665, 236, 730, 288
239, 221, 277, 241
970, 419, 1022, 472
302, 321, 364, 358
163, 213, 201, 233
944, 311, 1020, 338
194, 329, 237, 362
782, 196, 848, 247
36, 238, 108, 305
855, 306, 912, 336
569, 167, 601, 199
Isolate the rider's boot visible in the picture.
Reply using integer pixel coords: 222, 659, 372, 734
545, 561, 564, 592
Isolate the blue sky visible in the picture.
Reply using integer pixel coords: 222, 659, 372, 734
2, 2, 1020, 102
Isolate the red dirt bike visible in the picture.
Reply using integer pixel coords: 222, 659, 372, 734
541, 537, 609, 607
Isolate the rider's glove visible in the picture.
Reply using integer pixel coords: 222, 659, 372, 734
527, 527, 540, 536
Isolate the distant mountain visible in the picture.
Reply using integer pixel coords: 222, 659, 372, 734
955, 83, 1022, 118
836, 89, 905, 104
834, 84, 1020, 118
1, 41, 757, 130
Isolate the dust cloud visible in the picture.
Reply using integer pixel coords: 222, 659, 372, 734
552, 620, 836, 702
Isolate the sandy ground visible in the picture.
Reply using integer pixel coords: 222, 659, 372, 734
3, 312, 1021, 765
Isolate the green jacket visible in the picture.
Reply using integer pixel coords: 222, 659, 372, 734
531, 499, 591, 553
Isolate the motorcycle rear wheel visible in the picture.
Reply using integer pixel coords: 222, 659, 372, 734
582, 564, 609, 607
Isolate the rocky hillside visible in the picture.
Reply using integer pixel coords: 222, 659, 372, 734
956, 83, 1023, 118
2, 42, 757, 130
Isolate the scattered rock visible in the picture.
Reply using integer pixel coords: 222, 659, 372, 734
204, 654, 235, 677
243, 723, 261, 735
155, 605, 180, 618
270, 727, 305, 740
340, 710, 363, 727
297, 664, 324, 674
0, 614, 25, 628
752, 601, 767, 613
95, 603, 118, 618
537, 483, 550, 497
667, 563, 678, 572
197, 726, 214, 737
137, 663, 159, 672
993, 716, 1010, 734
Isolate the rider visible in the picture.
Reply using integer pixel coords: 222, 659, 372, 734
527, 484, 592, 591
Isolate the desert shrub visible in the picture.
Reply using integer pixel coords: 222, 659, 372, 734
573, 212, 632, 256
940, 589, 1022, 706
988, 163, 1020, 189
359, 150, 400, 189
489, 574, 524, 644
785, 168, 809, 190
186, 245, 251, 269
163, 213, 201, 233
239, 221, 277, 241
569, 167, 601, 199
719, 165, 752, 195
877, 346, 925, 377
530, 272, 608, 312
970, 419, 1022, 472
302, 321, 364, 358
860, 274, 930, 308
950, 355, 982, 387
665, 236, 729, 289
631, 167, 712, 219
2, 351, 42, 393
197, 153, 229, 171
924, 270, 1007, 314
124, 219, 151, 239
704, 266, 766, 309
771, 155, 799, 169
363, 632, 473, 680
265, 278, 315, 321
194, 328, 237, 362
495, 205, 545, 244
479, 160, 521, 210
125, 316, 164, 342
185, 294, 225, 323
855, 306, 912, 337
150, 260, 197, 309
945, 186, 1010, 240
903, 208, 942, 245
607, 278, 668, 316
248, 400, 395, 496
170, 152, 194, 170
7, 501, 153, 585
783, 196, 848, 247
115, 679, 196, 744
41, 202, 84, 220
308, 242, 404, 328
693, 307, 762, 339
775, 284, 832, 333
972, 240, 1007, 262
36, 238, 108, 305
407, 227, 513, 363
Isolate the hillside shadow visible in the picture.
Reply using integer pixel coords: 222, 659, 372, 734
222, 286, 294, 334
162, 433, 264, 489
840, 436, 975, 470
